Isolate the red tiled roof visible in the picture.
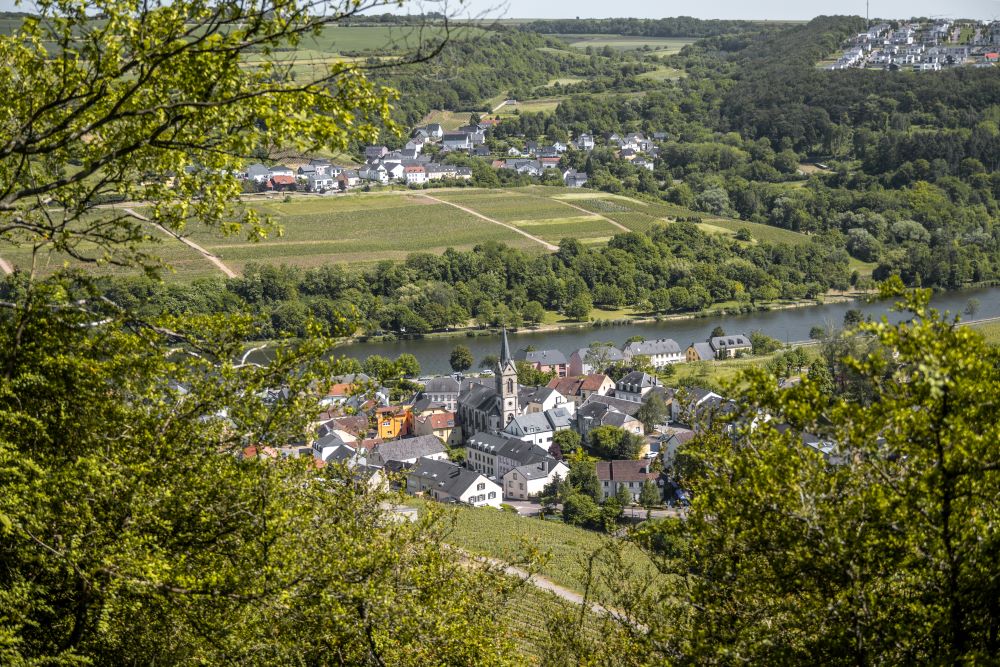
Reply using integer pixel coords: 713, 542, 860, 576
270, 175, 296, 185
596, 460, 658, 483
547, 376, 584, 396
580, 374, 611, 392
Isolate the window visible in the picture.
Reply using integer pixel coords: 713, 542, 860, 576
488, 492, 496, 499
519, 483, 524, 490
603, 481, 608, 486
477, 482, 485, 491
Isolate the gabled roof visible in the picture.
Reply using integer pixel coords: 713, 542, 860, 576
515, 349, 567, 365
623, 339, 681, 357
466, 431, 511, 454
689, 342, 715, 361
582, 393, 642, 416
596, 460, 658, 483
617, 371, 659, 389
370, 435, 446, 463
572, 346, 625, 362
547, 376, 584, 397
409, 457, 493, 497
423, 376, 461, 394
710, 335, 751, 350
580, 374, 612, 391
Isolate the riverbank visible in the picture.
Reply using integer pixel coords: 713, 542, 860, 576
337, 293, 859, 350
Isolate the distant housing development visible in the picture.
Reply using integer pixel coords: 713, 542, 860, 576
827, 20, 1000, 71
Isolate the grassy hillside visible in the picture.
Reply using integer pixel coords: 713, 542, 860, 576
0, 187, 815, 281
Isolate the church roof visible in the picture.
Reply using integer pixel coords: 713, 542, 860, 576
500, 328, 512, 364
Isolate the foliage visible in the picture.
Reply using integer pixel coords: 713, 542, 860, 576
552, 429, 582, 458
515, 361, 556, 387
635, 391, 668, 431
588, 425, 645, 460
567, 455, 602, 502
638, 480, 661, 509
449, 344, 473, 372
748, 329, 783, 355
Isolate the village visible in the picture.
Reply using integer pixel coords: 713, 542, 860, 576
242, 328, 835, 519
234, 117, 673, 193
827, 19, 1000, 71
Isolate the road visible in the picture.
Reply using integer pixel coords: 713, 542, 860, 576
123, 208, 238, 278
417, 193, 559, 252
504, 499, 684, 520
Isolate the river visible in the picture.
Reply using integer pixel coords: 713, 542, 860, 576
313, 286, 1000, 375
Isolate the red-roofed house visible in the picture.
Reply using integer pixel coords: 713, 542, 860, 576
413, 411, 462, 446
269, 174, 297, 191
595, 460, 662, 502
404, 165, 427, 185
546, 374, 614, 405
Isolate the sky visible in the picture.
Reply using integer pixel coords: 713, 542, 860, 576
0, 0, 998, 20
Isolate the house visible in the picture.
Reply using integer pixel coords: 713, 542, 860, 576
369, 435, 448, 467
245, 163, 272, 183
520, 386, 573, 415
546, 374, 615, 405
306, 172, 335, 192
269, 174, 297, 191
473, 145, 492, 157
421, 376, 461, 410
709, 334, 752, 358
442, 133, 472, 151
336, 170, 360, 190
404, 165, 427, 185
426, 123, 444, 139
623, 339, 683, 368
504, 159, 542, 176
575, 134, 595, 151
457, 329, 520, 437
465, 432, 555, 480
596, 460, 662, 502
502, 407, 574, 447
308, 158, 333, 175
383, 162, 406, 181
656, 427, 696, 465
404, 139, 424, 153
634, 158, 654, 172
614, 371, 660, 403
311, 430, 354, 462
568, 346, 625, 376
364, 145, 389, 161
412, 411, 462, 447
320, 373, 372, 406
455, 167, 473, 180
685, 342, 715, 362
406, 457, 502, 508
375, 405, 413, 439
360, 163, 389, 184
502, 461, 569, 500
514, 348, 568, 377
540, 156, 561, 169
670, 386, 724, 425
575, 400, 645, 442
563, 168, 588, 188
268, 165, 294, 179
424, 163, 457, 180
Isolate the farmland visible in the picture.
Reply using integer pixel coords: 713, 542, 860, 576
0, 187, 817, 281
431, 502, 662, 606
551, 34, 696, 54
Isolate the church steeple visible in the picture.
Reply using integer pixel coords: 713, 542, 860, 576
496, 328, 519, 425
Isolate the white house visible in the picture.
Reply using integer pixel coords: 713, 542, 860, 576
360, 164, 389, 184
502, 461, 569, 500
465, 432, 555, 480
442, 133, 472, 151
568, 346, 625, 376
596, 460, 662, 502
404, 165, 427, 185
406, 457, 502, 508
502, 407, 573, 447
622, 338, 683, 368
614, 371, 660, 403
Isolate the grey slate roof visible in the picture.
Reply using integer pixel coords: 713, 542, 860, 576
710, 335, 752, 351
582, 393, 643, 416
571, 346, 625, 363
371, 435, 446, 463
466, 432, 511, 454
508, 464, 551, 481
623, 339, 681, 357
617, 372, 659, 392
497, 439, 551, 467
689, 342, 715, 361
515, 349, 567, 366
409, 457, 486, 497
423, 376, 461, 394
507, 412, 554, 435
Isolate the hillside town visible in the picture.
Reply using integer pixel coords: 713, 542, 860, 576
243, 329, 834, 515
828, 19, 1000, 70
233, 118, 676, 193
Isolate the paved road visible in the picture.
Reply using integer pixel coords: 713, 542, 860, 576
505, 499, 683, 520
417, 194, 559, 252
124, 208, 238, 278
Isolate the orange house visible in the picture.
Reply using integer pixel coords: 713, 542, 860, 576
375, 406, 413, 440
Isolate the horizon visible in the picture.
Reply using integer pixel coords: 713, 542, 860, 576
0, 0, 999, 20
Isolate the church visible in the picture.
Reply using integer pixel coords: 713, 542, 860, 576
457, 330, 520, 439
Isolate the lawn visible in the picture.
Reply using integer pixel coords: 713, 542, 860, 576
420, 109, 479, 130
637, 65, 687, 81
969, 319, 1000, 345
499, 98, 565, 115
668, 345, 822, 389
434, 503, 661, 606
553, 35, 695, 54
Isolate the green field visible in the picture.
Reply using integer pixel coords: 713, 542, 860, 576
434, 503, 661, 606
637, 65, 687, 81
499, 98, 565, 115
552, 34, 695, 54
1, 188, 817, 280
969, 319, 1000, 345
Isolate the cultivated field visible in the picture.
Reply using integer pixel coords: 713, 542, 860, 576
552, 34, 696, 54
0, 187, 815, 281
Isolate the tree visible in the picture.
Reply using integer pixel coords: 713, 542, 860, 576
624, 286, 1000, 662
395, 353, 421, 378
809, 325, 829, 340
522, 300, 545, 326
562, 492, 601, 528
805, 359, 835, 396
583, 342, 617, 374
479, 354, 499, 369
449, 345, 473, 373
515, 361, 555, 387
0, 2, 526, 662
552, 429, 582, 458
588, 426, 645, 460
711, 326, 726, 338
964, 298, 980, 320
748, 330, 783, 355
565, 292, 593, 321
567, 456, 602, 502
539, 474, 569, 514
614, 484, 633, 508
843, 308, 865, 328
636, 392, 668, 431
639, 480, 661, 509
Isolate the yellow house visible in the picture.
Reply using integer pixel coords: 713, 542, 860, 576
375, 405, 413, 440
413, 411, 463, 447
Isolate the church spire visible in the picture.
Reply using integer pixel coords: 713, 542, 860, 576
499, 327, 511, 364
